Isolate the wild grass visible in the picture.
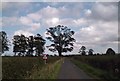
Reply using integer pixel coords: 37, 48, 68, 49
2, 56, 61, 79
71, 55, 120, 81
28, 58, 63, 79
72, 59, 105, 80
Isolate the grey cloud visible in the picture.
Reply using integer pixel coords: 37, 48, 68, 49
88, 2, 118, 21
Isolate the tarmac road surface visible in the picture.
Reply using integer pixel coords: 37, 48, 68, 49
58, 58, 93, 79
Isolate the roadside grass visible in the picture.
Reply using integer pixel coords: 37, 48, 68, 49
71, 55, 120, 81
2, 56, 61, 79
71, 59, 115, 81
27, 58, 63, 79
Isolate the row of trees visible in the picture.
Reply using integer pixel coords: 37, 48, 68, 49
0, 25, 116, 56
13, 34, 46, 56
0, 31, 46, 56
78, 46, 94, 55
78, 46, 116, 55
0, 25, 76, 56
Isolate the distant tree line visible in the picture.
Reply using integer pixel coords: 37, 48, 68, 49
0, 25, 117, 56
78, 46, 94, 55
78, 46, 116, 55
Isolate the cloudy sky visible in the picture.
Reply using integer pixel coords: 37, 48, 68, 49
1, 1, 119, 55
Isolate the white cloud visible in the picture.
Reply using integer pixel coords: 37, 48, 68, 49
14, 30, 34, 37
19, 15, 41, 31
27, 13, 42, 21
84, 9, 92, 16
41, 6, 60, 18
73, 2, 118, 53
46, 17, 60, 26
39, 4, 83, 19
17, 4, 82, 28
60, 18, 76, 26
45, 17, 88, 27
73, 18, 88, 26
19, 16, 33, 25
74, 20, 118, 53
2, 17, 20, 27
2, 2, 118, 54
73, 42, 82, 48
2, 16, 41, 32
51, 18, 60, 24
75, 20, 118, 42
29, 23, 41, 31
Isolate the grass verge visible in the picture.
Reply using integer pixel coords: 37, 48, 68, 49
71, 59, 110, 81
28, 58, 63, 79
72, 59, 120, 81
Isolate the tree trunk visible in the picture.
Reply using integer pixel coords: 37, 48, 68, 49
14, 52, 16, 56
58, 50, 62, 56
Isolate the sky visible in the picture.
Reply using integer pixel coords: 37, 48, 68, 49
1, 0, 119, 56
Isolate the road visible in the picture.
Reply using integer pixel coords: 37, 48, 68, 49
57, 58, 92, 79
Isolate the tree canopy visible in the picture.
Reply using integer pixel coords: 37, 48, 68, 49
0, 31, 9, 55
34, 34, 46, 56
78, 46, 86, 55
12, 34, 46, 56
106, 48, 115, 55
46, 25, 75, 56
88, 49, 94, 55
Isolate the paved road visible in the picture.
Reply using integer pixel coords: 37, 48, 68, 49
58, 58, 92, 79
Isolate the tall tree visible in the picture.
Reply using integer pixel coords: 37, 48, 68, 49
26, 36, 35, 56
19, 34, 28, 56
34, 34, 46, 56
46, 25, 75, 56
12, 34, 27, 56
12, 35, 20, 56
0, 31, 9, 55
88, 49, 94, 55
106, 48, 115, 55
79, 46, 86, 55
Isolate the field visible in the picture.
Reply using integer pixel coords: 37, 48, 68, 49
2, 56, 62, 79
2, 54, 120, 80
72, 54, 120, 80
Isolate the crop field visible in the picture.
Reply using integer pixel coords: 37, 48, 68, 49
72, 55, 120, 80
2, 56, 62, 79
2, 54, 120, 80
